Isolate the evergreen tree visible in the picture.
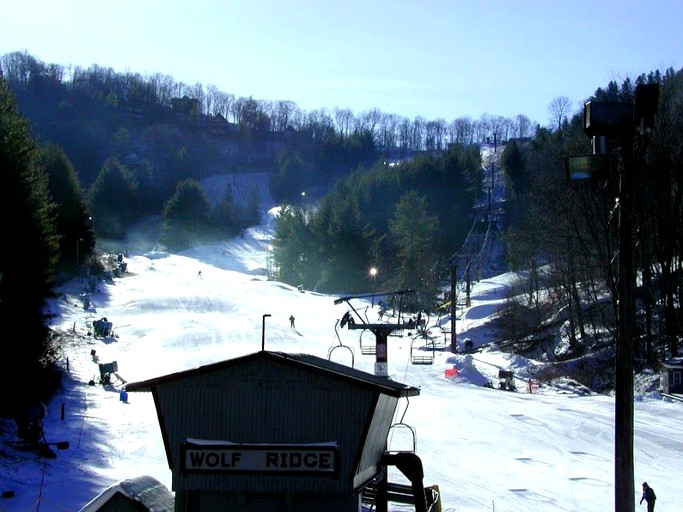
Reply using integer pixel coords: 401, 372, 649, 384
214, 182, 241, 236
311, 195, 374, 293
0, 79, 61, 414
241, 183, 262, 228
160, 179, 212, 250
272, 205, 311, 286
271, 149, 310, 204
500, 139, 530, 229
88, 157, 139, 239
39, 143, 95, 273
387, 190, 439, 309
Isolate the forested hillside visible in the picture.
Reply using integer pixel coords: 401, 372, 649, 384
0, 51, 533, 196
1, 50, 683, 410
0, 50, 510, 291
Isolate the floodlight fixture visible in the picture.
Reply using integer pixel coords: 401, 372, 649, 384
583, 101, 634, 140
633, 83, 660, 134
567, 154, 610, 181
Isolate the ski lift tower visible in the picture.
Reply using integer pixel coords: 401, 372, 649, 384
335, 290, 415, 377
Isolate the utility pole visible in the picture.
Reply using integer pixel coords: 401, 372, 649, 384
450, 262, 457, 353
614, 83, 658, 512
615, 140, 635, 512
567, 83, 659, 512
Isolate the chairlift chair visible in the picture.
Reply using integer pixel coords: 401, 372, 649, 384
387, 421, 418, 453
359, 330, 377, 355
409, 338, 434, 365
328, 319, 355, 367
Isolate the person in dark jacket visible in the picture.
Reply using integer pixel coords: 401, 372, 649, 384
640, 481, 656, 512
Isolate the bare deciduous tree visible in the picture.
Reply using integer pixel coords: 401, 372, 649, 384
333, 107, 354, 138
513, 114, 534, 139
548, 96, 572, 131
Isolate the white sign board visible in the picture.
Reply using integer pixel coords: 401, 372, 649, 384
181, 440, 339, 475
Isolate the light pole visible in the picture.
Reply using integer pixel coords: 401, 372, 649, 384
567, 83, 659, 512
261, 314, 271, 351
76, 237, 83, 269
369, 267, 377, 306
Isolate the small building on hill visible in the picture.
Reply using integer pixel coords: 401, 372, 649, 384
660, 358, 683, 394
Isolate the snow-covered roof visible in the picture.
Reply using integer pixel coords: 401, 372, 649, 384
77, 475, 174, 512
661, 357, 683, 369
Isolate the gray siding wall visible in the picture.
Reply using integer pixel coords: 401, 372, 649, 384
353, 393, 397, 489
158, 359, 381, 495
176, 490, 361, 512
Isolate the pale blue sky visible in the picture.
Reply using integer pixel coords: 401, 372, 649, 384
2, 0, 681, 126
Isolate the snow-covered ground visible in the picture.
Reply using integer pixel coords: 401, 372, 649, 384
1, 171, 681, 511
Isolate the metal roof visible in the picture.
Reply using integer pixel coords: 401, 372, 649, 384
126, 350, 420, 398
661, 357, 683, 369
